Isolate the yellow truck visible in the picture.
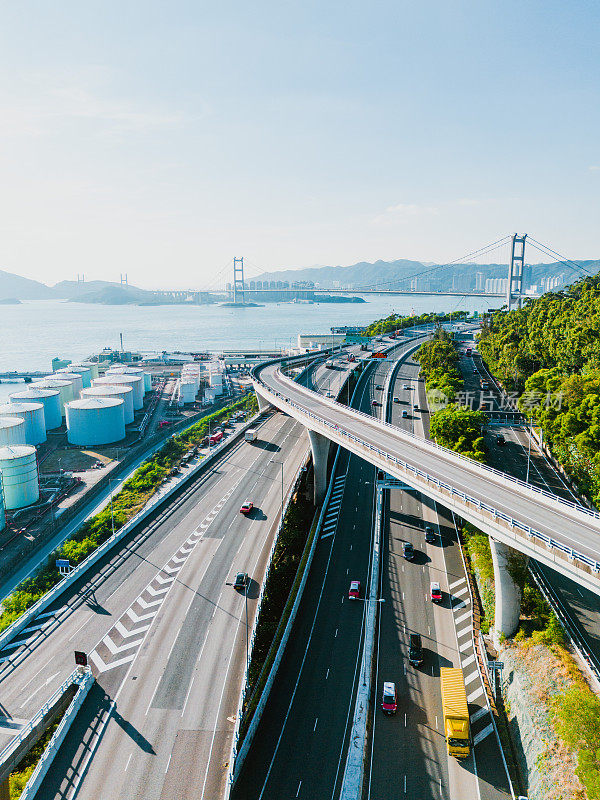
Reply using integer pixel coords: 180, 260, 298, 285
440, 667, 470, 758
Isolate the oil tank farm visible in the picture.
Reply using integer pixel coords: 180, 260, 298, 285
93, 375, 144, 410
0, 402, 46, 445
0, 445, 40, 509
9, 387, 62, 431
66, 397, 125, 446
81, 385, 134, 424
179, 382, 197, 403
33, 378, 74, 415
72, 362, 99, 381
50, 371, 84, 398
58, 364, 92, 389
0, 416, 26, 447
107, 366, 151, 394
0, 480, 5, 531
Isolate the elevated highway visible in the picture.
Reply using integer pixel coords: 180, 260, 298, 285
253, 361, 600, 596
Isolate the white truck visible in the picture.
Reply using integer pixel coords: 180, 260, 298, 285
245, 428, 258, 443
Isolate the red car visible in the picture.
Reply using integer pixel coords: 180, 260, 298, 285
348, 580, 361, 600
430, 581, 442, 603
382, 681, 397, 715
240, 501, 253, 515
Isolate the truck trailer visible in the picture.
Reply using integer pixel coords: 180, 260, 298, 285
440, 668, 470, 758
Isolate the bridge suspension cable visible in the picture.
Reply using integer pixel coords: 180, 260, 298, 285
526, 237, 596, 279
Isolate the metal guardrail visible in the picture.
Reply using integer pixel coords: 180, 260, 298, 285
253, 375, 600, 576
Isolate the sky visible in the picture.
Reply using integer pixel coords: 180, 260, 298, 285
0, 0, 598, 289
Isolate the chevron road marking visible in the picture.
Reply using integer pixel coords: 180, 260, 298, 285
449, 577, 466, 590
90, 650, 136, 673
136, 597, 164, 610
146, 585, 170, 597
467, 686, 485, 703
126, 608, 157, 625
473, 723, 494, 746
115, 621, 151, 639
155, 574, 175, 585
103, 635, 145, 656
470, 706, 489, 724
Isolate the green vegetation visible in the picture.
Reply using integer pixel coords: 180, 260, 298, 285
414, 327, 463, 402
10, 714, 63, 798
365, 310, 468, 337
429, 405, 486, 461
553, 684, 600, 799
478, 273, 600, 504
0, 393, 258, 634
461, 523, 495, 633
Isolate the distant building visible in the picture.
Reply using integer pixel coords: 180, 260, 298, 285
485, 278, 508, 294
475, 272, 484, 291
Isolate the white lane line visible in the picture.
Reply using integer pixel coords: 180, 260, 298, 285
453, 585, 470, 597
471, 706, 490, 724
465, 670, 479, 685
125, 753, 132, 771
448, 577, 466, 590
296, 781, 302, 797
473, 723, 494, 746
467, 685, 485, 703
456, 626, 472, 640
321, 531, 335, 540
313, 718, 318, 732
126, 608, 157, 624
115, 620, 151, 639
462, 654, 476, 669
454, 610, 471, 625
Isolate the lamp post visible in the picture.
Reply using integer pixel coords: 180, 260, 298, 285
526, 418, 532, 484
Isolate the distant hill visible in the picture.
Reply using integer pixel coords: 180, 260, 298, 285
0, 269, 54, 300
69, 285, 154, 305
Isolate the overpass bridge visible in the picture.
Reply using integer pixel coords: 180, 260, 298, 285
252, 348, 600, 637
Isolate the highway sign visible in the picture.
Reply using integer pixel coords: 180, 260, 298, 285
56, 559, 70, 569
74, 651, 87, 667
371, 352, 387, 359
489, 661, 504, 669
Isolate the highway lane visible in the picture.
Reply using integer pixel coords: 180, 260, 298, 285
26, 355, 356, 799
233, 342, 419, 800
257, 359, 600, 573
367, 351, 512, 800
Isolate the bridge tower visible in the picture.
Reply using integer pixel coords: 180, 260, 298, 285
506, 233, 527, 311
233, 257, 245, 305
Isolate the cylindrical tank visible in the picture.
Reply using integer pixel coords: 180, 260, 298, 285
76, 362, 99, 380
107, 366, 150, 394
50, 372, 84, 398
92, 375, 143, 410
33, 379, 73, 415
0, 445, 39, 509
59, 365, 92, 389
0, 416, 26, 447
180, 382, 197, 403
0, 403, 46, 445
81, 385, 134, 424
66, 398, 125, 446
9, 387, 62, 431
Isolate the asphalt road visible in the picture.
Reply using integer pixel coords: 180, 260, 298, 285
366, 350, 512, 800
20, 356, 358, 800
257, 354, 600, 572
233, 338, 422, 800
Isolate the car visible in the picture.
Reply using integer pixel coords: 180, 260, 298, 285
371, 400, 379, 407
326, 392, 334, 398
240, 501, 253, 514
381, 681, 397, 715
348, 580, 361, 600
401, 410, 409, 419
425, 526, 436, 543
393, 396, 400, 403
496, 434, 506, 446
430, 581, 442, 603
409, 633, 424, 665
403, 542, 414, 560
403, 385, 411, 390
375, 384, 383, 390
233, 572, 249, 590
413, 403, 419, 410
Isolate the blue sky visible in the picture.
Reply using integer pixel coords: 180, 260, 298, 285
0, 1, 598, 287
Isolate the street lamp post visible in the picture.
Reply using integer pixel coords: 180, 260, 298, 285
526, 418, 532, 484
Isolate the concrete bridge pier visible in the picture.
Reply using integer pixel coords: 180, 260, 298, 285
308, 430, 331, 505
255, 390, 272, 414
490, 538, 528, 645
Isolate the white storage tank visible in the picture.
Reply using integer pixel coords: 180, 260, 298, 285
0, 445, 39, 509
93, 375, 144, 410
179, 381, 197, 404
59, 364, 92, 389
52, 372, 84, 398
107, 366, 150, 394
0, 403, 46, 445
0, 479, 5, 532
66, 398, 125, 446
33, 379, 73, 415
9, 387, 62, 431
143, 372, 152, 392
78, 362, 99, 380
0, 416, 26, 447
81, 385, 134, 424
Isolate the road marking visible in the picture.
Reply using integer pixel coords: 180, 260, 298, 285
115, 620, 151, 639
125, 753, 132, 771
335, 629, 338, 638
103, 635, 145, 655
90, 650, 136, 673
453, 600, 468, 611
465, 670, 479, 685
136, 596, 164, 610
126, 607, 157, 624
296, 781, 302, 797
473, 723, 494, 745
313, 718, 318, 731
456, 626, 472, 640
448, 577, 466, 590
455, 610, 471, 625
471, 706, 489, 724
462, 654, 476, 669
435, 715, 438, 729
145, 584, 170, 597
326, 669, 329, 679
321, 531, 335, 540
467, 686, 485, 703
453, 585, 469, 597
